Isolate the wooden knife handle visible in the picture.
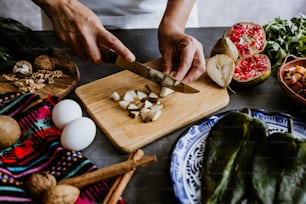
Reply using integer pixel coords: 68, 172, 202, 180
100, 47, 118, 63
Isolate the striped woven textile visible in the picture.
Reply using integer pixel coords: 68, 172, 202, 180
0, 92, 123, 203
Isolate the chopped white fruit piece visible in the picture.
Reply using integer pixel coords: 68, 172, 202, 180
149, 110, 162, 121
123, 90, 137, 102
129, 111, 140, 118
174, 80, 181, 86
110, 91, 121, 101
143, 85, 152, 94
148, 92, 159, 103
149, 69, 164, 82
150, 104, 164, 111
142, 109, 162, 122
140, 108, 151, 121
143, 100, 153, 108
136, 90, 148, 101
160, 86, 175, 97
118, 100, 130, 110
161, 76, 175, 87
111, 84, 169, 122
127, 103, 140, 111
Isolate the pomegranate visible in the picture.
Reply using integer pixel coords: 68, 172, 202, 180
228, 22, 266, 57
233, 54, 271, 87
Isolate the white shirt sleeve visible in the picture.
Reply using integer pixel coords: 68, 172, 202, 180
42, 0, 199, 30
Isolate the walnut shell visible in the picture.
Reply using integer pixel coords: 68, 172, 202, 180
0, 115, 21, 148
25, 172, 57, 200
42, 184, 80, 204
34, 55, 55, 71
13, 60, 33, 76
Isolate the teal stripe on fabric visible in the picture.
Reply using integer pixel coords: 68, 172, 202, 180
0, 186, 25, 193
5, 141, 60, 172
0, 93, 31, 114
61, 159, 92, 180
22, 118, 53, 139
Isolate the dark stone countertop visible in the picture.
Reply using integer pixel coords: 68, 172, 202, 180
38, 27, 306, 203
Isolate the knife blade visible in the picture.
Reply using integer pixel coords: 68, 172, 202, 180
100, 48, 199, 94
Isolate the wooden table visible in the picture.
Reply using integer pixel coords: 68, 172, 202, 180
39, 27, 306, 203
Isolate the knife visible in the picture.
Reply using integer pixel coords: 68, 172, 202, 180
100, 47, 199, 94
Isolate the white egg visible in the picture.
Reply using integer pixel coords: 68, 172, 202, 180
52, 99, 82, 129
61, 117, 96, 151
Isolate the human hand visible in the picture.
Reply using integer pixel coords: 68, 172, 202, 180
35, 0, 135, 64
158, 31, 206, 84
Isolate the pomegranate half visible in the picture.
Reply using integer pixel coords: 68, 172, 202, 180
229, 22, 266, 57
233, 54, 271, 87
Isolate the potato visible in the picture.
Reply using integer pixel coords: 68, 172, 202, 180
0, 115, 21, 148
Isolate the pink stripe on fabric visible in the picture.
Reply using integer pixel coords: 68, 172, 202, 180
0, 196, 32, 202
8, 94, 38, 117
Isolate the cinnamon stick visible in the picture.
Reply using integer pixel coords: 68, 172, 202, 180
58, 154, 157, 188
103, 149, 144, 204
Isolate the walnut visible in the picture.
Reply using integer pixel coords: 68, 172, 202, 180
34, 55, 55, 71
13, 60, 33, 76
2, 73, 18, 81
42, 184, 80, 204
25, 171, 57, 200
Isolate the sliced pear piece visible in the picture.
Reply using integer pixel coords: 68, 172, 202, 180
111, 85, 169, 122
211, 35, 239, 61
129, 111, 140, 118
118, 100, 130, 110
150, 104, 164, 111
127, 103, 140, 111
160, 86, 175, 97
110, 91, 121, 101
141, 108, 162, 123
148, 92, 159, 103
123, 90, 137, 102
206, 54, 235, 88
161, 76, 175, 87
143, 100, 153, 109
136, 90, 148, 101
140, 108, 151, 121
148, 109, 162, 122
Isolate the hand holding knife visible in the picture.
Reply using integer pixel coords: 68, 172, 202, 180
100, 47, 200, 94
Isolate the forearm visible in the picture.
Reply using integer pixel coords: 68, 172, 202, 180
159, 0, 196, 34
31, 0, 70, 17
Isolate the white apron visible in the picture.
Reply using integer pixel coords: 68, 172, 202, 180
42, 0, 199, 30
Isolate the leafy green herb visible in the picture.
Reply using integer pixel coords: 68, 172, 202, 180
263, 14, 306, 77
0, 47, 12, 62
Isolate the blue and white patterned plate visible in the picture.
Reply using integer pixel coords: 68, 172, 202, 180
170, 108, 306, 204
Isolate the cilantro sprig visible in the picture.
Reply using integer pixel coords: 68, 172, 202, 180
263, 14, 306, 77
0, 47, 12, 62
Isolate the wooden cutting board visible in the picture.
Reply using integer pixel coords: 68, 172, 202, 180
75, 59, 229, 153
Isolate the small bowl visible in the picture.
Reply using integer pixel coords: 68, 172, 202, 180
278, 55, 306, 106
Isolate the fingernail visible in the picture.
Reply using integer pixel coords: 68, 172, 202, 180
127, 53, 135, 62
